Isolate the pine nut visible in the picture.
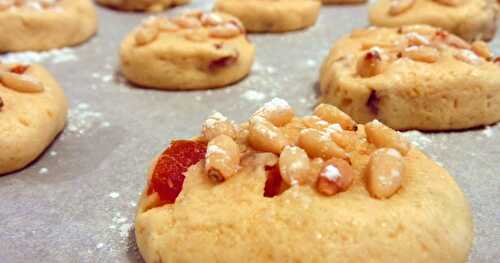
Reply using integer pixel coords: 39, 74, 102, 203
171, 16, 202, 29
365, 120, 410, 155
202, 112, 237, 141
279, 146, 310, 186
316, 158, 354, 196
253, 98, 294, 127
247, 116, 288, 154
0, 71, 44, 93
454, 49, 483, 65
432, 0, 460, 6
205, 135, 240, 183
402, 46, 439, 63
313, 104, 357, 131
298, 128, 348, 160
135, 27, 159, 46
201, 13, 224, 27
471, 41, 492, 60
366, 148, 404, 199
357, 48, 385, 78
302, 116, 330, 131
209, 23, 241, 38
434, 30, 471, 49
389, 0, 415, 16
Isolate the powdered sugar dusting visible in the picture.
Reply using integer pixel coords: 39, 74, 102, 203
241, 90, 266, 102
322, 165, 341, 181
0, 48, 78, 64
482, 126, 494, 138
402, 130, 432, 149
67, 103, 110, 137
255, 98, 290, 116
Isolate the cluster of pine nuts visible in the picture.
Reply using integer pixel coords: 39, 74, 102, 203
389, 0, 461, 16
134, 11, 245, 46
354, 25, 497, 78
0, 64, 44, 93
199, 98, 411, 199
0, 0, 59, 11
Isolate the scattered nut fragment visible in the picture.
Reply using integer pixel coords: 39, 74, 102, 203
316, 158, 354, 196
171, 16, 202, 29
205, 134, 240, 183
434, 30, 471, 49
331, 130, 358, 151
389, 0, 415, 16
247, 116, 288, 154
400, 25, 437, 37
405, 32, 431, 46
432, 0, 461, 6
357, 48, 385, 78
402, 46, 439, 63
279, 146, 311, 186
157, 19, 179, 32
135, 27, 159, 46
298, 128, 347, 160
302, 116, 330, 131
314, 104, 356, 131
454, 49, 483, 65
366, 148, 405, 199
253, 98, 294, 127
209, 23, 241, 38
201, 13, 224, 27
471, 41, 492, 60
365, 120, 410, 155
0, 71, 44, 93
202, 112, 237, 141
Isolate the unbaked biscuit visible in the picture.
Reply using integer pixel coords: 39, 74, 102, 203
319, 25, 500, 130
0, 63, 68, 175
120, 11, 255, 90
135, 99, 473, 263
96, 0, 189, 12
213, 0, 321, 33
369, 0, 498, 41
0, 0, 97, 52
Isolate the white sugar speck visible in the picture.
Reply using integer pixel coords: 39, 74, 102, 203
241, 90, 266, 102
128, 201, 137, 208
0, 48, 78, 64
403, 131, 432, 149
322, 165, 340, 181
306, 59, 317, 67
119, 223, 132, 238
39, 168, 48, 175
109, 192, 120, 199
96, 243, 104, 249
50, 151, 57, 157
483, 126, 494, 138
67, 103, 109, 137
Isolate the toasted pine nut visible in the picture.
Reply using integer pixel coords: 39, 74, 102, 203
405, 32, 431, 46
202, 112, 237, 141
366, 148, 404, 199
365, 120, 410, 155
434, 30, 471, 49
331, 130, 358, 151
0, 71, 44, 93
454, 49, 483, 65
471, 41, 492, 60
316, 158, 354, 196
201, 13, 224, 26
209, 23, 241, 38
279, 146, 310, 186
253, 98, 294, 127
402, 46, 439, 63
313, 104, 357, 131
171, 16, 202, 29
205, 135, 240, 183
298, 128, 348, 160
389, 0, 415, 16
400, 25, 436, 36
432, 0, 460, 6
135, 27, 159, 46
157, 19, 179, 32
184, 29, 209, 42
308, 158, 324, 185
357, 48, 386, 78
247, 116, 288, 154
302, 116, 331, 131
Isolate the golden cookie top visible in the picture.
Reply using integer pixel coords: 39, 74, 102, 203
0, 63, 45, 111
143, 99, 413, 210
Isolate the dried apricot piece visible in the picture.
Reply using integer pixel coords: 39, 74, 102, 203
264, 165, 284, 198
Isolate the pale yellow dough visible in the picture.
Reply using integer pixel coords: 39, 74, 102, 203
320, 26, 500, 130
120, 13, 255, 90
369, 0, 498, 41
96, 0, 190, 12
0, 0, 97, 52
0, 65, 68, 175
135, 148, 472, 263
213, 0, 321, 32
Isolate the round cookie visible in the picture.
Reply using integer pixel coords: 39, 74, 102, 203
0, 0, 97, 52
213, 0, 321, 33
369, 0, 498, 41
319, 25, 500, 131
0, 63, 68, 175
135, 100, 473, 263
96, 0, 190, 12
120, 11, 255, 90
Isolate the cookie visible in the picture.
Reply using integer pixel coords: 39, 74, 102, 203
135, 99, 473, 263
213, 0, 321, 32
319, 25, 500, 130
120, 11, 255, 90
0, 0, 97, 52
369, 0, 498, 41
96, 0, 190, 12
0, 63, 68, 175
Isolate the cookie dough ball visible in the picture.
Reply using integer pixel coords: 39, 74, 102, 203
0, 64, 68, 174
96, 0, 190, 12
369, 0, 498, 41
135, 100, 473, 263
320, 25, 500, 130
0, 0, 97, 52
213, 0, 321, 33
322, 0, 366, 4
120, 11, 255, 90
